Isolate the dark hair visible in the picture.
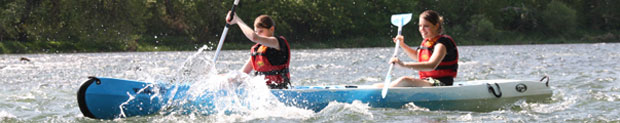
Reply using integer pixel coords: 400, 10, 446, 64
420, 10, 444, 34
254, 15, 275, 29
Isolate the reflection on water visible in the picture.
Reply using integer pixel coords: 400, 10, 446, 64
1, 43, 619, 122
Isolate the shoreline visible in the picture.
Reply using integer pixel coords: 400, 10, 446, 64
1, 40, 616, 54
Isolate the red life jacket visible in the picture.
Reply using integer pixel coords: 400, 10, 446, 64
250, 36, 291, 88
417, 35, 459, 79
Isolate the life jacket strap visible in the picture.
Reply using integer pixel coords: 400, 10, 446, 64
267, 78, 291, 89
417, 46, 431, 50
251, 52, 266, 56
255, 68, 291, 89
254, 68, 289, 76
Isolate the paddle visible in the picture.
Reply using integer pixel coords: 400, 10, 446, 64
212, 0, 241, 63
381, 13, 413, 98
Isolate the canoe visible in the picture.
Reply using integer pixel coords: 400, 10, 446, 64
77, 76, 552, 119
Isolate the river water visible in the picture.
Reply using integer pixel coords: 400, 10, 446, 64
0, 43, 618, 122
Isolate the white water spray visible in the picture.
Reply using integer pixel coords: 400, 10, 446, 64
117, 45, 314, 121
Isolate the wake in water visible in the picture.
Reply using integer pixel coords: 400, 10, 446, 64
118, 45, 314, 121
313, 101, 374, 122
0, 111, 16, 121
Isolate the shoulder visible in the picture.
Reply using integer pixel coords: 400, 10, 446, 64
437, 35, 453, 42
437, 35, 455, 46
276, 36, 289, 48
277, 36, 287, 41
276, 36, 289, 45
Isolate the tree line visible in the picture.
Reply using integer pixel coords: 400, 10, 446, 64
1, 0, 619, 53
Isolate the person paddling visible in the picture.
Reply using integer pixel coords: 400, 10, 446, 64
376, 10, 459, 87
225, 12, 291, 89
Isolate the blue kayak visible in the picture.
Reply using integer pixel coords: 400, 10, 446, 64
77, 76, 552, 119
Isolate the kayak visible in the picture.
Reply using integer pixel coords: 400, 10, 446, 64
77, 76, 552, 119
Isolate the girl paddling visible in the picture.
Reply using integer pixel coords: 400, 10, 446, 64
226, 12, 291, 89
376, 10, 459, 87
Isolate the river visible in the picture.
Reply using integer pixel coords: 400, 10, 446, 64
1, 43, 618, 122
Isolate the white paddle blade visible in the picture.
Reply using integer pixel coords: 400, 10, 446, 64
390, 13, 413, 27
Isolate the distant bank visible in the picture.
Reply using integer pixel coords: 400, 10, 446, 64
1, 33, 617, 54
2, 1, 619, 54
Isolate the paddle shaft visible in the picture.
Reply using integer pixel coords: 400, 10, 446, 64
213, 0, 240, 63
385, 27, 403, 79
381, 26, 403, 98
387, 27, 403, 71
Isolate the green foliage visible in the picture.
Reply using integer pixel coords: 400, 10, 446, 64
0, 0, 151, 52
229, 0, 417, 43
466, 15, 500, 43
0, 0, 20, 41
495, 2, 540, 32
541, 1, 577, 36
0, 0, 619, 53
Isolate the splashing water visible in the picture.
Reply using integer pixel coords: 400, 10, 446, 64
117, 45, 314, 121
312, 101, 374, 122
0, 111, 16, 121
403, 102, 430, 111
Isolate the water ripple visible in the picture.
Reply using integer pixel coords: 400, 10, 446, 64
1, 43, 620, 122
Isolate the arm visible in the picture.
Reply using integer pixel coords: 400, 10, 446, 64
400, 41, 418, 61
237, 20, 281, 50
240, 57, 253, 74
227, 12, 281, 50
393, 43, 447, 71
393, 35, 418, 61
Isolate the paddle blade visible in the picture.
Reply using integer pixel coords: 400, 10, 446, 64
390, 13, 413, 27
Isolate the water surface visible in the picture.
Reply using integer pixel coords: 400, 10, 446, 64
1, 43, 619, 122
